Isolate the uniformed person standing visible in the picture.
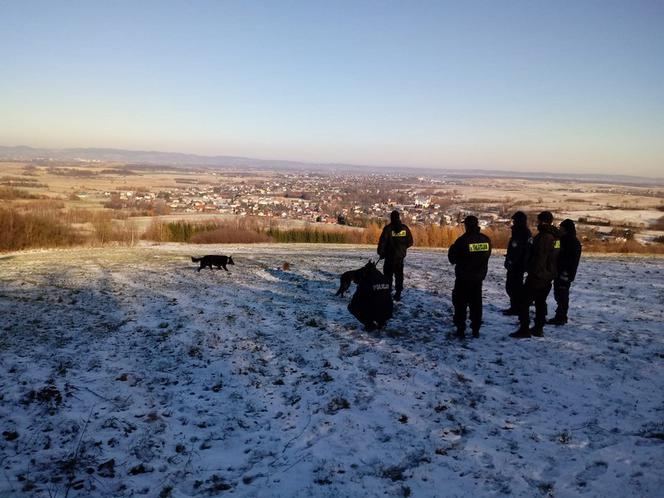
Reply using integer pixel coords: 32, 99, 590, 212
547, 219, 582, 325
448, 216, 492, 338
377, 210, 414, 301
510, 211, 560, 338
503, 211, 531, 315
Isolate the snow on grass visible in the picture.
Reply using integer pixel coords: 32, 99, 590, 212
0, 244, 662, 497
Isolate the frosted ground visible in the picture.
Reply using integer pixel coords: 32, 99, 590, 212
0, 244, 662, 498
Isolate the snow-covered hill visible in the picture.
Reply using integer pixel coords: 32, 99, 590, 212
0, 245, 662, 497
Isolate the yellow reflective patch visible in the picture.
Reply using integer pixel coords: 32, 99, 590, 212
392, 230, 407, 237
554, 240, 561, 249
469, 242, 490, 252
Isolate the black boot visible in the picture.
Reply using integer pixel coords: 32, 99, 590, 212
530, 326, 544, 337
456, 328, 466, 339
472, 329, 480, 338
546, 316, 567, 326
502, 308, 519, 316
394, 291, 402, 302
509, 326, 531, 339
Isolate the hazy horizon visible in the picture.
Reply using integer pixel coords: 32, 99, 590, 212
4, 142, 664, 182
1, 1, 663, 176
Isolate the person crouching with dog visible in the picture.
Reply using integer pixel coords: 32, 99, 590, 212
377, 210, 414, 301
348, 262, 393, 331
448, 216, 492, 339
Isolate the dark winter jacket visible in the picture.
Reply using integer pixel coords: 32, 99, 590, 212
557, 233, 582, 282
448, 230, 492, 282
526, 224, 561, 286
377, 222, 414, 260
505, 224, 532, 273
348, 266, 393, 324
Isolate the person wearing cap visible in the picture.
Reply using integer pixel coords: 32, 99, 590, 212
448, 216, 492, 338
547, 219, 582, 325
510, 211, 560, 338
502, 211, 532, 316
377, 210, 414, 301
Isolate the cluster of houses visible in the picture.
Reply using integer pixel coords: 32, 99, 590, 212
98, 173, 506, 230
92, 172, 659, 246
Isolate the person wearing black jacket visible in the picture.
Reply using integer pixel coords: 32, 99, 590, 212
510, 211, 560, 338
503, 211, 531, 315
348, 262, 393, 331
548, 219, 582, 325
377, 210, 414, 301
448, 216, 492, 338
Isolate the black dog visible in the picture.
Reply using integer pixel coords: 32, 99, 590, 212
336, 260, 377, 297
191, 255, 235, 272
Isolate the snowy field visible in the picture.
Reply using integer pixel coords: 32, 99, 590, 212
0, 244, 662, 498
559, 209, 662, 227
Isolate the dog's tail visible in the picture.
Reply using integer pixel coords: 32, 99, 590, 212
191, 256, 201, 263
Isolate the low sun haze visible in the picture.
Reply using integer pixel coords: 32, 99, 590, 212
1, 0, 663, 176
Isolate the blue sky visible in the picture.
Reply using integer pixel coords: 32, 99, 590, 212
1, 0, 663, 175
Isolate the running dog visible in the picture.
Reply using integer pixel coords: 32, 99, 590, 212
335, 260, 376, 297
191, 255, 235, 272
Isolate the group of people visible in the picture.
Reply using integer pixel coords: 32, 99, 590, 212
503, 211, 582, 338
348, 209, 582, 339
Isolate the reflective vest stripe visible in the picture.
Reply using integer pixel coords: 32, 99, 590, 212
554, 240, 561, 249
392, 230, 407, 237
468, 242, 490, 252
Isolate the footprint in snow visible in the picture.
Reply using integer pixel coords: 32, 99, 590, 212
576, 461, 608, 488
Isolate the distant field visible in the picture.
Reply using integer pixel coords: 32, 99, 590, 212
0, 161, 274, 199
2, 161, 662, 216
560, 209, 662, 226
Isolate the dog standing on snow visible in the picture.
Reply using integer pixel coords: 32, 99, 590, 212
191, 255, 235, 272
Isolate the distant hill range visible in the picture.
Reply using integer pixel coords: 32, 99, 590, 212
1, 145, 661, 186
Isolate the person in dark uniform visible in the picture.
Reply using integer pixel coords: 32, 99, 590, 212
510, 211, 560, 338
348, 262, 393, 331
448, 216, 492, 338
547, 218, 582, 325
377, 210, 414, 301
503, 211, 531, 316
